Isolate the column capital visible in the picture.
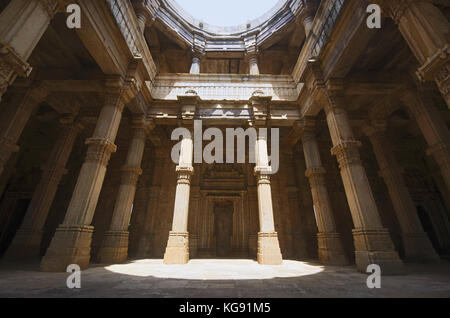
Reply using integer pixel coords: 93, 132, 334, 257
85, 137, 117, 166
120, 166, 143, 186
331, 140, 362, 169
0, 43, 33, 78
132, 115, 155, 134
105, 76, 140, 109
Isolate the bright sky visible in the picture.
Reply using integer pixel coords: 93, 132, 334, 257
175, 0, 280, 26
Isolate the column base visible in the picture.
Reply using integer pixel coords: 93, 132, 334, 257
163, 232, 189, 264
353, 228, 403, 275
97, 231, 129, 264
402, 233, 440, 263
317, 232, 349, 265
257, 232, 283, 265
3, 229, 43, 261
40, 225, 94, 272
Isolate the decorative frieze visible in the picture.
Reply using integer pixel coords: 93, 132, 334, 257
151, 74, 300, 101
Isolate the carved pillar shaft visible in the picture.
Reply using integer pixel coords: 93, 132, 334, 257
248, 54, 260, 76
0, 0, 59, 102
98, 119, 151, 264
0, 85, 47, 177
41, 78, 133, 272
367, 127, 439, 262
163, 132, 194, 264
254, 132, 282, 265
4, 118, 83, 260
300, 121, 348, 265
324, 85, 402, 273
189, 56, 201, 75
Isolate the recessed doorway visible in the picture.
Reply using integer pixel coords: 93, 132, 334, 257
214, 201, 234, 257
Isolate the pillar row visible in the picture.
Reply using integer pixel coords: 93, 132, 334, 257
98, 117, 153, 264
324, 82, 403, 274
299, 118, 348, 265
365, 122, 440, 262
163, 130, 194, 264
4, 117, 83, 260
40, 77, 137, 272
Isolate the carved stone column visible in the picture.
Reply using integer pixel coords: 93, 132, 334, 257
324, 81, 402, 274
0, 84, 47, 177
254, 130, 283, 265
402, 90, 450, 190
132, 0, 159, 33
375, 0, 449, 108
245, 34, 260, 76
163, 130, 194, 264
4, 116, 83, 260
98, 117, 153, 264
0, 0, 59, 102
298, 118, 348, 265
299, 0, 317, 36
365, 122, 440, 262
248, 53, 260, 76
40, 77, 137, 272
189, 55, 201, 75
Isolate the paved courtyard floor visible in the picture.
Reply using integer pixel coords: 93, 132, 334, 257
0, 259, 449, 297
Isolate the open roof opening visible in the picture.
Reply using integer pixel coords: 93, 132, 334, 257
174, 0, 281, 27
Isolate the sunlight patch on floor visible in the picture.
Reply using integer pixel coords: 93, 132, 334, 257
104, 259, 325, 280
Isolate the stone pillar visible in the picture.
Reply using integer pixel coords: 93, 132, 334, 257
365, 122, 440, 262
0, 84, 47, 177
254, 129, 283, 265
402, 90, 450, 190
40, 77, 136, 272
163, 129, 194, 264
4, 116, 83, 260
97, 117, 153, 264
132, 0, 159, 34
299, 118, 348, 265
0, 0, 59, 102
299, 0, 317, 36
248, 53, 260, 76
375, 0, 449, 108
189, 56, 201, 75
324, 81, 402, 274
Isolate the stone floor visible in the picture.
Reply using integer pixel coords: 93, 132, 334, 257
0, 259, 450, 297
